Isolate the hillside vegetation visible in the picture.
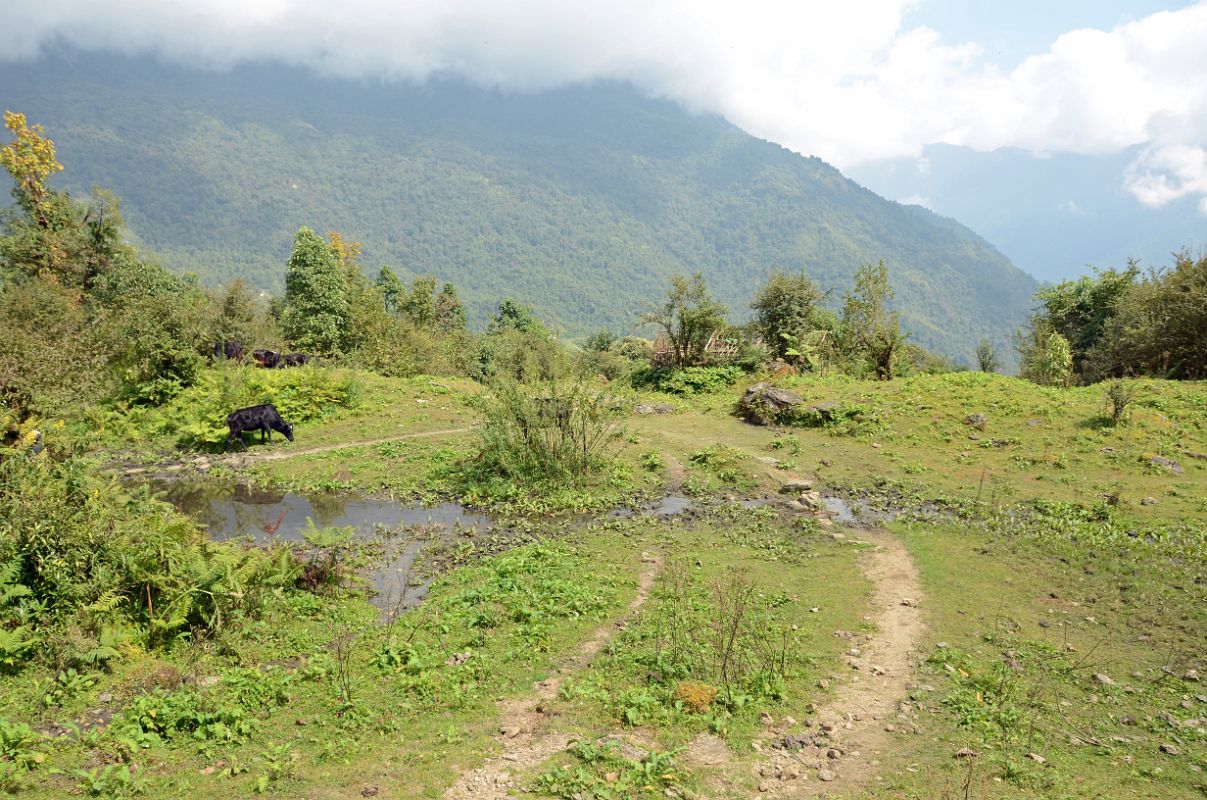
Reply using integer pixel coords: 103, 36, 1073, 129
0, 53, 1037, 364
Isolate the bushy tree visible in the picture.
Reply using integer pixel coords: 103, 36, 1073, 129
281, 227, 349, 354
1035, 265, 1138, 377
1017, 317, 1073, 387
839, 261, 906, 380
434, 283, 466, 331
489, 298, 546, 335
375, 266, 405, 314
641, 273, 728, 369
975, 338, 1000, 373
400, 276, 437, 327
750, 269, 825, 360
1087, 251, 1207, 380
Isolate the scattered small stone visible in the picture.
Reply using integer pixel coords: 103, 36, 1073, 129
1026, 753, 1046, 765
1093, 673, 1115, 686
826, 748, 842, 760
775, 734, 813, 751
871, 665, 886, 676
780, 479, 813, 493
1140, 496, 1159, 506
954, 748, 980, 759
445, 650, 473, 666
817, 769, 837, 782
1183, 669, 1200, 682
1160, 743, 1181, 756
783, 765, 801, 780
871, 442, 882, 449
817, 680, 830, 690
760, 712, 775, 727
361, 788, 380, 798
1120, 716, 1136, 726
900, 598, 918, 608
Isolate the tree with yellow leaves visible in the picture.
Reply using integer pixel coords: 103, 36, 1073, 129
0, 111, 64, 229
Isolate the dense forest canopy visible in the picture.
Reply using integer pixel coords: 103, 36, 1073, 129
0, 52, 1038, 366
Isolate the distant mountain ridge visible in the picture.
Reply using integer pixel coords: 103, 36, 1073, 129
0, 52, 1037, 364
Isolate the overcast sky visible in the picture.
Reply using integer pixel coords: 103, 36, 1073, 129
4, 1, 1206, 212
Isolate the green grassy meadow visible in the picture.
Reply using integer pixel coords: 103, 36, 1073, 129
3, 367, 1203, 798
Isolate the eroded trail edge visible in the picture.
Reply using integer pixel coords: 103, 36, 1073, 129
442, 552, 664, 800
757, 528, 925, 798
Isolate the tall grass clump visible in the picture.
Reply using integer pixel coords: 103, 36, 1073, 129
471, 379, 626, 484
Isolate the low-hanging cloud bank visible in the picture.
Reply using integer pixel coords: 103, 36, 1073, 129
4, 1, 1207, 211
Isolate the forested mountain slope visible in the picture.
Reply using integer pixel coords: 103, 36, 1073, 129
0, 53, 1036, 362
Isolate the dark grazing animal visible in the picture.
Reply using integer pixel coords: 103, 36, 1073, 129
280, 353, 311, 367
212, 340, 245, 362
225, 403, 294, 451
253, 349, 281, 369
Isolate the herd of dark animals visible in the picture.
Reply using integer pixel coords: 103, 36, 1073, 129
211, 342, 304, 452
211, 341, 312, 369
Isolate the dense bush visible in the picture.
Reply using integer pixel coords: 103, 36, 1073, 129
632, 365, 745, 396
144, 365, 361, 447
470, 379, 626, 484
0, 452, 297, 663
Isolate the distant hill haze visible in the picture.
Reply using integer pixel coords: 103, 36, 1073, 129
0, 53, 1036, 365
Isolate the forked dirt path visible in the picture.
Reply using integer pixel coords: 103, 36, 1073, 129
752, 527, 925, 798
442, 552, 664, 800
120, 426, 478, 476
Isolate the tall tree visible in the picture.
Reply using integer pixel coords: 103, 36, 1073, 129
375, 266, 405, 314
839, 261, 906, 380
401, 276, 437, 327
281, 227, 349, 354
641, 273, 728, 369
434, 283, 466, 331
750, 269, 825, 360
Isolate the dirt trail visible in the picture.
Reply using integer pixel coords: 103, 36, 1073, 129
226, 426, 477, 464
753, 528, 925, 798
120, 426, 477, 477
442, 552, 664, 800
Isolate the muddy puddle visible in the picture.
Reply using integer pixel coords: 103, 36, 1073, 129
141, 478, 493, 610
138, 477, 869, 615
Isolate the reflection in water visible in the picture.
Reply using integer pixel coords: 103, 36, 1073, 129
823, 496, 859, 525
144, 479, 491, 609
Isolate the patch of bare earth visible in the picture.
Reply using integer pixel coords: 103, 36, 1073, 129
441, 552, 664, 800
748, 528, 925, 798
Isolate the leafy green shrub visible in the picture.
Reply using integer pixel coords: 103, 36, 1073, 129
72, 763, 148, 798
146, 365, 360, 447
469, 379, 626, 485
0, 453, 299, 656
631, 365, 744, 396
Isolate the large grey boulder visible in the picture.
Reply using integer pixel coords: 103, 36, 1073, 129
739, 382, 803, 425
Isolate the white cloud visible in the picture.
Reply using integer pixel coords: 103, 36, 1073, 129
1125, 144, 1207, 214
3, 1, 1207, 206
898, 194, 932, 209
